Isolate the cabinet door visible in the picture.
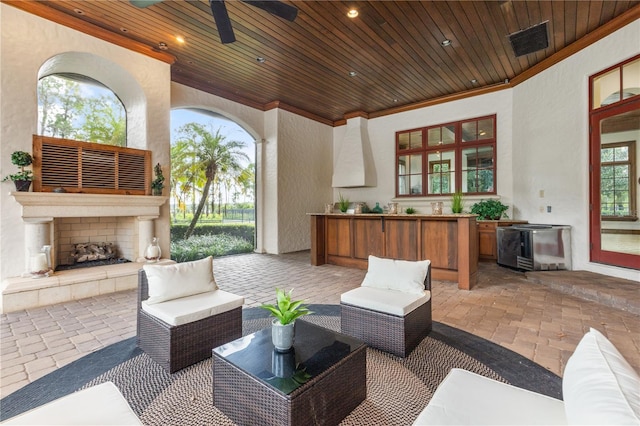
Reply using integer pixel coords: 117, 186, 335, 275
353, 217, 384, 260
385, 219, 418, 260
421, 220, 458, 270
478, 222, 497, 260
326, 217, 351, 257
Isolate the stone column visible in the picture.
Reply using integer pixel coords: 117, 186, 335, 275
23, 218, 53, 275
136, 216, 159, 262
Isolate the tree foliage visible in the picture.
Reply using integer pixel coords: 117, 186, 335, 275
37, 74, 125, 146
172, 123, 249, 239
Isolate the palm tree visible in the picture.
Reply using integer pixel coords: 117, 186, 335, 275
173, 123, 249, 239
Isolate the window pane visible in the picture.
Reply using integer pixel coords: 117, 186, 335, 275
593, 68, 620, 108
427, 150, 454, 194
462, 146, 494, 193
427, 128, 441, 147
601, 147, 614, 162
461, 121, 476, 142
622, 59, 640, 99
398, 130, 422, 150
442, 125, 455, 144
398, 175, 409, 195
410, 154, 422, 173
478, 118, 494, 139
428, 125, 455, 146
38, 74, 126, 146
613, 146, 629, 161
410, 175, 423, 195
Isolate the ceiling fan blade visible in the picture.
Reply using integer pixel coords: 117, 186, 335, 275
242, 1, 298, 22
129, 0, 164, 8
210, 0, 236, 44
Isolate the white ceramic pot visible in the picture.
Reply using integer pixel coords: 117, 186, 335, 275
272, 319, 295, 352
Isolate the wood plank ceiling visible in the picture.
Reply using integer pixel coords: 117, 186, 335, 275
9, 0, 640, 124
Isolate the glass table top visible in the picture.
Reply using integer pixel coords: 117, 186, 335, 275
213, 320, 364, 395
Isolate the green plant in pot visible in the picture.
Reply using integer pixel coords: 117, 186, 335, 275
2, 151, 33, 192
151, 163, 165, 196
338, 193, 350, 213
470, 199, 509, 220
451, 191, 464, 213
261, 288, 312, 352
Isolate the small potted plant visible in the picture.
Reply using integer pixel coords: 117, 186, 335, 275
338, 193, 350, 213
2, 151, 33, 192
151, 163, 165, 196
451, 191, 464, 213
261, 288, 312, 352
470, 199, 509, 220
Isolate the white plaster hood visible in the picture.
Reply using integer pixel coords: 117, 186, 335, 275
332, 116, 376, 188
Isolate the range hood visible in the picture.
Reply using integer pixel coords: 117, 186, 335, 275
332, 116, 376, 188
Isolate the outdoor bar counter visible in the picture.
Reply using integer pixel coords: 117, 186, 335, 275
309, 213, 478, 290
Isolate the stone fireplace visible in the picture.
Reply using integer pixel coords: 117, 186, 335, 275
2, 192, 168, 313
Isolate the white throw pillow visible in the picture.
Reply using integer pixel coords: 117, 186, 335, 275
361, 255, 429, 295
143, 256, 218, 305
563, 327, 640, 425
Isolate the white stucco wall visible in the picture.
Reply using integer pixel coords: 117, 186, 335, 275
333, 90, 514, 216
276, 110, 333, 253
512, 19, 640, 282
0, 4, 171, 281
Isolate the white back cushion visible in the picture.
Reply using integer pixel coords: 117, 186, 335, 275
361, 255, 429, 295
563, 327, 640, 425
143, 256, 218, 305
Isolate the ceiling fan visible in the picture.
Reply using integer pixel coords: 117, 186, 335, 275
130, 0, 298, 44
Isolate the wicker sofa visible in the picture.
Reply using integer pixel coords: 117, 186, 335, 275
340, 255, 432, 357
137, 256, 244, 373
413, 328, 640, 425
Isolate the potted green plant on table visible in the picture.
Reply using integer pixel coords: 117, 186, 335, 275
470, 199, 509, 220
451, 191, 464, 213
151, 163, 165, 196
3, 151, 33, 192
338, 193, 350, 213
261, 288, 312, 352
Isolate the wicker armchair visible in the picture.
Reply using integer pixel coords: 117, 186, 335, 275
137, 269, 243, 373
340, 257, 432, 358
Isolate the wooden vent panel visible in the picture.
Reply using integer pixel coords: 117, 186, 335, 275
33, 135, 151, 195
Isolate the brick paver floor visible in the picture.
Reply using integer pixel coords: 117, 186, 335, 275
1, 251, 639, 398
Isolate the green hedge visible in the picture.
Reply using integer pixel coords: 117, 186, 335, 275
170, 223, 255, 244
170, 234, 254, 263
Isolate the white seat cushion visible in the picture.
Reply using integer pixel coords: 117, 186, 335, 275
340, 286, 430, 317
143, 256, 218, 305
563, 327, 640, 425
413, 369, 566, 425
141, 290, 244, 326
1, 381, 142, 425
361, 255, 430, 295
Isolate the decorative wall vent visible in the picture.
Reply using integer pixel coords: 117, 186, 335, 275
32, 135, 151, 195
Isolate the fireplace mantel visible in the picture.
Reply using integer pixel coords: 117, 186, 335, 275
11, 192, 168, 218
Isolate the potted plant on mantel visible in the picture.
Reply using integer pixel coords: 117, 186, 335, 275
470, 199, 509, 220
261, 288, 312, 352
2, 151, 33, 192
151, 163, 165, 196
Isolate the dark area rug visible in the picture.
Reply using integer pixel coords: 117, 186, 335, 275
0, 305, 561, 424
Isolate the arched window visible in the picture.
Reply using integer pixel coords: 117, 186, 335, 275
37, 73, 126, 146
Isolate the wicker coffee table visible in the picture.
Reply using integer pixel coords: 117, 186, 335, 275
212, 320, 366, 425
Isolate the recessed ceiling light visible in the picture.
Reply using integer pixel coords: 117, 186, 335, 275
158, 42, 168, 51
470, 79, 478, 84
393, 99, 398, 103
73, 8, 85, 15
441, 39, 452, 47
176, 35, 185, 44
347, 9, 358, 18
349, 71, 357, 77
119, 27, 129, 33
256, 57, 266, 63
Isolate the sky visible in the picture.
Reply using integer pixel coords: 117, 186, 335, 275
170, 108, 256, 165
